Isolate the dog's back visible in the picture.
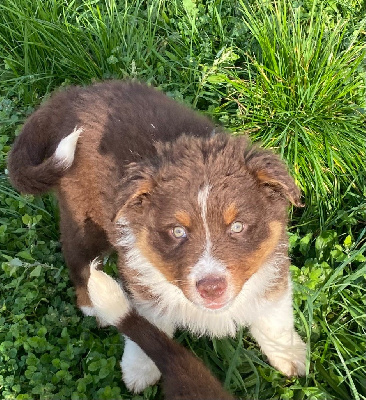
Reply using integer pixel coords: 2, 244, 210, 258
8, 81, 214, 198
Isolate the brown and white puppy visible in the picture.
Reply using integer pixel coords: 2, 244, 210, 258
8, 80, 306, 393
88, 262, 234, 400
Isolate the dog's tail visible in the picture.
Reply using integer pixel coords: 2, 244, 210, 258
7, 89, 82, 195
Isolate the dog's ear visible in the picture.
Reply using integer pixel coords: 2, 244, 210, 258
244, 146, 304, 207
114, 162, 157, 222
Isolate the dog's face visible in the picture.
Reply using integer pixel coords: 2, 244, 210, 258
117, 135, 302, 311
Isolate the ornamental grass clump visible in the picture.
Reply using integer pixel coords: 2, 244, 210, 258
210, 0, 365, 225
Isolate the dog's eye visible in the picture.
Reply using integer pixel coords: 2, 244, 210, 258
172, 226, 187, 239
231, 221, 244, 233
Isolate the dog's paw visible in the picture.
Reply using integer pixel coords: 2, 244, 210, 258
267, 333, 306, 376
80, 305, 109, 327
87, 260, 131, 326
121, 339, 161, 393
121, 359, 161, 393
268, 353, 306, 376
80, 305, 96, 317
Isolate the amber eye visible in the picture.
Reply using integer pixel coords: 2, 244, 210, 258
231, 221, 244, 233
172, 226, 187, 239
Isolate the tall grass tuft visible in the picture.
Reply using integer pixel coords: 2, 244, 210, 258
0, 0, 169, 102
0, 0, 237, 105
209, 0, 365, 225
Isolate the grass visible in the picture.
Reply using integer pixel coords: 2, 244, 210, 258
205, 0, 365, 225
0, 0, 365, 399
0, 0, 240, 101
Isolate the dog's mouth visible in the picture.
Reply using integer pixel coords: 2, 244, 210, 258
201, 298, 231, 310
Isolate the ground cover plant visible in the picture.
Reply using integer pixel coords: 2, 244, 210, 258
0, 0, 365, 399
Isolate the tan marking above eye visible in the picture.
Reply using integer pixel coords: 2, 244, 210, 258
172, 226, 187, 239
231, 221, 244, 233
174, 210, 191, 227
223, 203, 238, 225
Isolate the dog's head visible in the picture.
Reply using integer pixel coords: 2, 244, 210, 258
116, 134, 302, 311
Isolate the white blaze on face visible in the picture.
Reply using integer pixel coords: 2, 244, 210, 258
190, 250, 227, 282
189, 185, 227, 283
197, 184, 212, 251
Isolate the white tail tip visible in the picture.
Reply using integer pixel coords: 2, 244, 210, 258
54, 126, 83, 169
87, 260, 131, 326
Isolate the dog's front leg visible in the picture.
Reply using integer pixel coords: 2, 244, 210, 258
249, 285, 307, 376
121, 317, 175, 393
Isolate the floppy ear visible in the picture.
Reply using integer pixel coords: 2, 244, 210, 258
244, 146, 304, 207
114, 162, 157, 222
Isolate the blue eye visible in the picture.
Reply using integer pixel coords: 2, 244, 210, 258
231, 221, 244, 233
172, 226, 187, 238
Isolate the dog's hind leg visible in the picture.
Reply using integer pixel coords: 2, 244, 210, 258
60, 207, 111, 316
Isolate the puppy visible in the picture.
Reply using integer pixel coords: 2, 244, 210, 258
8, 80, 306, 393
88, 262, 234, 400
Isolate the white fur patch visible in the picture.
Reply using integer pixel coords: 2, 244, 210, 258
116, 219, 288, 338
87, 259, 131, 326
191, 185, 227, 281
54, 126, 83, 169
188, 250, 227, 282
121, 338, 161, 393
191, 185, 230, 305
197, 185, 211, 247
80, 306, 96, 317
250, 281, 306, 376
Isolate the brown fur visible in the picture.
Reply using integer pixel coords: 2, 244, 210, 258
174, 210, 192, 228
223, 203, 238, 226
118, 311, 234, 400
136, 229, 177, 283
226, 221, 284, 293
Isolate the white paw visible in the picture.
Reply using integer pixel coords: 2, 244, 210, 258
121, 339, 161, 393
267, 332, 306, 376
80, 305, 109, 327
80, 305, 96, 317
